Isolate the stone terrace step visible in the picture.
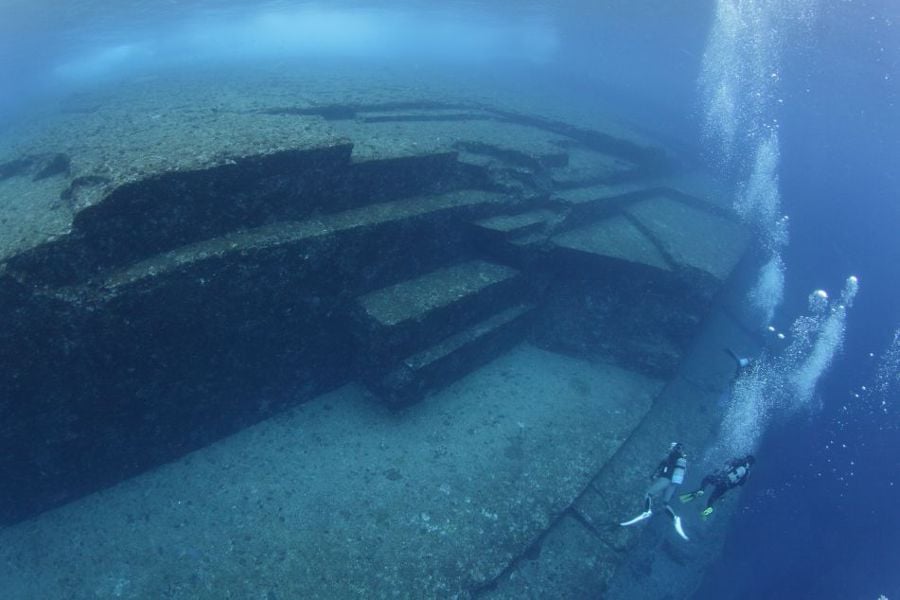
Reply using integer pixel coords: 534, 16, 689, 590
346, 150, 474, 206
552, 181, 659, 205
454, 152, 543, 196
358, 108, 496, 123
334, 119, 573, 169
454, 140, 569, 171
7, 144, 355, 287
8, 190, 513, 525
355, 259, 525, 363
471, 210, 566, 270
624, 194, 750, 282
549, 181, 663, 229
550, 214, 672, 272
510, 230, 552, 248
7, 145, 481, 289
61, 190, 511, 303
473, 209, 560, 240
549, 147, 639, 189
657, 171, 735, 215
371, 304, 535, 404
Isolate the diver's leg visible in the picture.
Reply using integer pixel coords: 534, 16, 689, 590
701, 484, 728, 519
622, 478, 665, 526
662, 482, 677, 505
706, 485, 726, 509
646, 477, 669, 500
680, 478, 711, 503
724, 348, 751, 372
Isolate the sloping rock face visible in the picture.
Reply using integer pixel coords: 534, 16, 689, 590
0, 71, 748, 528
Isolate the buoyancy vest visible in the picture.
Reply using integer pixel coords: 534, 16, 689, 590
658, 451, 687, 483
726, 465, 748, 486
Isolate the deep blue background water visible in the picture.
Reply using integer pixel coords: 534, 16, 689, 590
1, 1, 897, 598
696, 2, 900, 597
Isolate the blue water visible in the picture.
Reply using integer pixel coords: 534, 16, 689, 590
694, 2, 900, 596
1, 1, 898, 598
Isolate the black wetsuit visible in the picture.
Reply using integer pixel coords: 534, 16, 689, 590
645, 446, 687, 509
654, 448, 686, 481
701, 459, 752, 509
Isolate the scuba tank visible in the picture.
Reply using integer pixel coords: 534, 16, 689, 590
671, 456, 687, 485
726, 465, 747, 485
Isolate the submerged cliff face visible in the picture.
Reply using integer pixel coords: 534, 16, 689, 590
0, 68, 749, 582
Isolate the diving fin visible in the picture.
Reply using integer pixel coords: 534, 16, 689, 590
620, 510, 652, 527
673, 514, 690, 541
701, 506, 714, 521
725, 348, 751, 369
679, 490, 702, 503
666, 505, 690, 541
620, 496, 654, 527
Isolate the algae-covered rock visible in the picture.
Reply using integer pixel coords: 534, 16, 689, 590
0, 70, 752, 600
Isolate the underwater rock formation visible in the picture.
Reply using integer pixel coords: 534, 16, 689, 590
0, 69, 751, 597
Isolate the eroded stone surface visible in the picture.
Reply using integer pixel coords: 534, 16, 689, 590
0, 60, 765, 600
551, 181, 657, 206
359, 260, 519, 327
487, 303, 764, 599
0, 345, 661, 599
552, 214, 671, 271
625, 195, 749, 281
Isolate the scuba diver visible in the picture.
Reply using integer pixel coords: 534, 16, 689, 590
680, 455, 755, 519
620, 442, 690, 541
724, 348, 753, 379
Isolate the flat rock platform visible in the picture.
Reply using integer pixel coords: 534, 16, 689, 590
0, 345, 660, 599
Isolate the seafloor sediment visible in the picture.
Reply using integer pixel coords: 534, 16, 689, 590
0, 345, 661, 597
0, 63, 758, 598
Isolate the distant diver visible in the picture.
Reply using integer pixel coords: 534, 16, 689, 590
724, 348, 753, 378
680, 455, 755, 519
620, 442, 690, 541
